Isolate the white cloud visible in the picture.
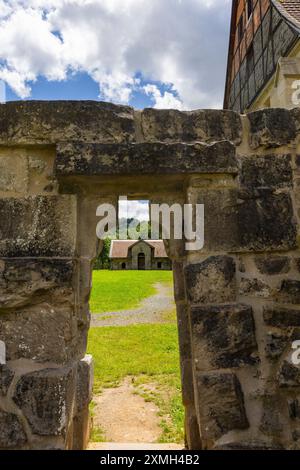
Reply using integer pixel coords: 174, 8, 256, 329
119, 200, 149, 222
144, 84, 183, 110
0, 0, 231, 108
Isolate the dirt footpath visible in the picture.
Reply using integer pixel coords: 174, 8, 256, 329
90, 282, 175, 327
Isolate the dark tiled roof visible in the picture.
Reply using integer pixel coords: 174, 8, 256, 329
273, 0, 300, 31
109, 240, 168, 259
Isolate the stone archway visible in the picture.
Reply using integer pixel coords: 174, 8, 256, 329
0, 102, 299, 450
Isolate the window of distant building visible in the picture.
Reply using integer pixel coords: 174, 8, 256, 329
237, 15, 244, 43
157, 262, 162, 269
246, 0, 253, 22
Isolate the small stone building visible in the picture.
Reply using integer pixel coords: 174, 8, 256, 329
109, 240, 171, 270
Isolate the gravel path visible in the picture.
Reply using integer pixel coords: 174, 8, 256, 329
90, 282, 175, 327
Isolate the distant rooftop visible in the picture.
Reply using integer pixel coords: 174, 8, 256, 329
109, 240, 168, 259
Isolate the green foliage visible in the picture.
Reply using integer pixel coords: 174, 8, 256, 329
94, 238, 111, 270
89, 270, 173, 313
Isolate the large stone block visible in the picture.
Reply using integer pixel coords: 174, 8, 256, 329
260, 395, 283, 437
276, 280, 300, 304
13, 366, 75, 436
191, 304, 258, 369
239, 278, 272, 299
187, 188, 240, 252
278, 361, 300, 388
0, 101, 135, 145
0, 304, 82, 363
254, 256, 290, 275
0, 259, 74, 309
0, 195, 76, 257
0, 364, 14, 396
76, 355, 93, 413
264, 307, 300, 327
265, 332, 289, 360
55, 141, 237, 176
239, 154, 292, 189
0, 411, 27, 448
140, 108, 242, 144
248, 108, 296, 149
0, 150, 28, 194
196, 372, 249, 441
184, 256, 236, 304
237, 190, 296, 251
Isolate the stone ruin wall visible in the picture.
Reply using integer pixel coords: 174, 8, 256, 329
0, 102, 300, 450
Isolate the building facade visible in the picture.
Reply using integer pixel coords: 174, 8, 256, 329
224, 0, 300, 112
109, 240, 172, 270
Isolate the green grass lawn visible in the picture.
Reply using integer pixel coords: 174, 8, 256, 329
88, 323, 184, 443
90, 270, 173, 313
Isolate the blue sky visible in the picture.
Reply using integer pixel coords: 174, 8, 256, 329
0, 0, 231, 110
4, 72, 178, 109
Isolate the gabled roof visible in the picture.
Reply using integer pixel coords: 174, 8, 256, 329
109, 240, 168, 259
272, 0, 300, 33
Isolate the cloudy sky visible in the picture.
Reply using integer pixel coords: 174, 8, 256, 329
0, 0, 232, 109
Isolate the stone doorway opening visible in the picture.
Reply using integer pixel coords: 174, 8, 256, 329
87, 196, 184, 449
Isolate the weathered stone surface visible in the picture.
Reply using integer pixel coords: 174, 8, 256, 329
172, 262, 186, 302
288, 398, 300, 420
0, 196, 76, 257
265, 332, 289, 360
0, 304, 83, 363
0, 101, 135, 145
237, 190, 296, 251
76, 355, 93, 413
191, 304, 258, 369
55, 141, 237, 176
72, 408, 91, 451
176, 303, 191, 361
255, 256, 290, 275
0, 411, 27, 448
264, 307, 300, 327
276, 280, 300, 304
248, 108, 296, 149
0, 365, 14, 395
13, 367, 75, 436
239, 154, 293, 189
239, 278, 272, 298
141, 108, 242, 144
196, 372, 249, 441
215, 440, 284, 450
184, 256, 236, 304
260, 396, 283, 437
184, 404, 202, 450
278, 361, 300, 387
0, 259, 74, 309
188, 188, 240, 252
191, 188, 296, 252
0, 151, 28, 194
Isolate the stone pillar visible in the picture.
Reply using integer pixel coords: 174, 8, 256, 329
180, 109, 300, 450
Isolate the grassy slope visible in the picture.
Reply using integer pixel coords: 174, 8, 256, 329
88, 323, 183, 443
90, 270, 173, 313
88, 270, 184, 444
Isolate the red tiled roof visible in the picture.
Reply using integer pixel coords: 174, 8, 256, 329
109, 240, 168, 259
272, 0, 300, 32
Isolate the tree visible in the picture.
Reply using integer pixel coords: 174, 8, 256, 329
94, 237, 111, 270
